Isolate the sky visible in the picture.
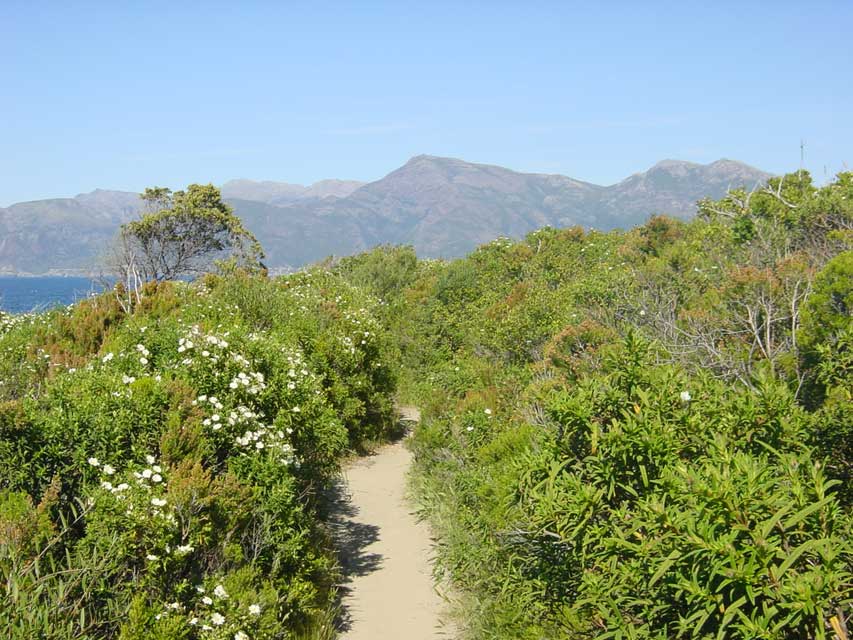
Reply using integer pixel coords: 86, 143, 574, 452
1, 1, 851, 206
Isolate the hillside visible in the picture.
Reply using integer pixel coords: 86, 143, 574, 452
0, 156, 769, 274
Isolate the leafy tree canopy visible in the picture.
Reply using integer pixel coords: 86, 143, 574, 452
116, 184, 264, 282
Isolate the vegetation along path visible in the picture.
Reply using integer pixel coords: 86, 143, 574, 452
328, 406, 456, 639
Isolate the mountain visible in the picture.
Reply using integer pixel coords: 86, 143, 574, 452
0, 190, 143, 274
220, 179, 365, 204
0, 157, 770, 274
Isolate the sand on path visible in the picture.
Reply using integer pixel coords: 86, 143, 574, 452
328, 407, 456, 639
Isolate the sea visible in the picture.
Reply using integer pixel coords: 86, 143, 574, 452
0, 276, 109, 314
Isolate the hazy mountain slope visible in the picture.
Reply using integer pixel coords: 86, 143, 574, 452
0, 157, 770, 274
262, 155, 768, 259
221, 178, 365, 204
600, 159, 770, 226
0, 190, 142, 274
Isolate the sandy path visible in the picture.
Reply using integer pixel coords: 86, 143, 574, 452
328, 407, 456, 639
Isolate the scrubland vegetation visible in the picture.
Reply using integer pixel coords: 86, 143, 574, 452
1, 169, 851, 639
338, 171, 853, 639
0, 271, 397, 638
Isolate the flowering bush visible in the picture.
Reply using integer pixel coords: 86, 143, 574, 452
0, 270, 398, 638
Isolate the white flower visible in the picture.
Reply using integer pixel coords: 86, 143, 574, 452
202, 596, 213, 605
142, 469, 153, 479
248, 604, 261, 616
152, 465, 162, 473
176, 544, 194, 554
484, 408, 492, 415
146, 554, 159, 561
466, 426, 474, 432
235, 632, 249, 640
189, 617, 198, 625
139, 357, 148, 365
195, 585, 206, 593
213, 584, 229, 599
211, 612, 225, 626
292, 406, 301, 413
146, 455, 156, 464
102, 464, 115, 475
88, 457, 100, 467
116, 483, 129, 491
152, 474, 163, 483
102, 352, 114, 363
680, 391, 692, 403
101, 481, 113, 490
151, 497, 167, 507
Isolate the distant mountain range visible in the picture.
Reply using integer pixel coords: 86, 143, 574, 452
0, 155, 770, 275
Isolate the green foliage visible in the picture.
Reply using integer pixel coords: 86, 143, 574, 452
3, 167, 853, 639
799, 250, 853, 355
391, 171, 853, 639
0, 270, 399, 638
117, 184, 265, 283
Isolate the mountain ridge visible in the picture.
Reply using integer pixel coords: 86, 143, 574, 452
0, 156, 771, 275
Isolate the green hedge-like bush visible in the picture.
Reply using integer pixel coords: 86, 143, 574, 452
0, 270, 399, 639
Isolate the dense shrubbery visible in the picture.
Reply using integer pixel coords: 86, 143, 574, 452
0, 270, 398, 638
386, 171, 853, 638
2, 168, 851, 639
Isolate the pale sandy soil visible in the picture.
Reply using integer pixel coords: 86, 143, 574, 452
328, 407, 457, 639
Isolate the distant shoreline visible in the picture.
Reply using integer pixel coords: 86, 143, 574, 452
0, 271, 107, 278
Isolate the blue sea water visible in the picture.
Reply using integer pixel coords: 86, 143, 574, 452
0, 276, 108, 314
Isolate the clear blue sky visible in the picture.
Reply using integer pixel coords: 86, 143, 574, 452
1, 1, 851, 206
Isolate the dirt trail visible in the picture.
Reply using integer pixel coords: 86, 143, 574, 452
328, 407, 456, 639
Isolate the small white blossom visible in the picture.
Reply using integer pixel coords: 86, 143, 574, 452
88, 457, 100, 467
102, 464, 115, 475
213, 584, 229, 599
249, 604, 261, 616
211, 612, 225, 626
680, 391, 692, 403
